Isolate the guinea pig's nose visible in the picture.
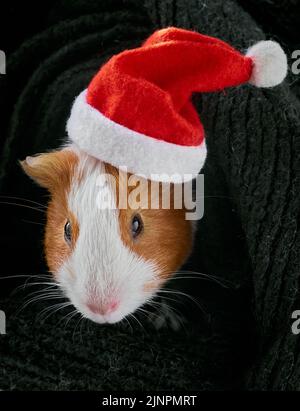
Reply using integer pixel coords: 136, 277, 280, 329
86, 299, 119, 316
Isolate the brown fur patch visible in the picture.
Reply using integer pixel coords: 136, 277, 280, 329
105, 163, 193, 291
20, 150, 80, 193
45, 205, 79, 274
21, 150, 80, 273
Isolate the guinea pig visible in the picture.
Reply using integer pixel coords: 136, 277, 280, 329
20, 144, 194, 324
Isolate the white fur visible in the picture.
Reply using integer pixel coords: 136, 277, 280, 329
246, 40, 287, 88
57, 149, 160, 324
66, 90, 207, 183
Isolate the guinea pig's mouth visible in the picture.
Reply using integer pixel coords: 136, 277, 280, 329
82, 309, 125, 325
69, 295, 147, 325
84, 305, 130, 324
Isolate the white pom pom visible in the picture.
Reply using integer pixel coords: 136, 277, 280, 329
246, 40, 287, 88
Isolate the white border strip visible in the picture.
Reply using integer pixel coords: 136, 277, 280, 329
67, 90, 207, 183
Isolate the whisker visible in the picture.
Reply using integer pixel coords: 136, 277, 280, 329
62, 309, 80, 329
145, 298, 187, 332
128, 312, 148, 335
25, 292, 64, 302
37, 302, 72, 323
156, 288, 208, 318
0, 201, 45, 213
25, 285, 61, 297
171, 270, 233, 288
72, 314, 84, 341
122, 316, 134, 333
16, 292, 65, 315
0, 195, 47, 209
0, 274, 51, 281
150, 296, 185, 317
79, 317, 86, 343
136, 307, 151, 316
157, 265, 233, 292
18, 282, 59, 292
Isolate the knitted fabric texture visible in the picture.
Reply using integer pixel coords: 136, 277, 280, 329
0, 0, 300, 390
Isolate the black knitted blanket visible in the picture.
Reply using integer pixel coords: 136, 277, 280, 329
0, 0, 300, 391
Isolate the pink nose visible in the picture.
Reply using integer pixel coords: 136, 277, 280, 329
86, 300, 119, 316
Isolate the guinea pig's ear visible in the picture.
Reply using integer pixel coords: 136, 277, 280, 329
19, 150, 78, 192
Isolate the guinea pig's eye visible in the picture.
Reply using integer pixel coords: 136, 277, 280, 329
131, 214, 143, 239
64, 220, 72, 244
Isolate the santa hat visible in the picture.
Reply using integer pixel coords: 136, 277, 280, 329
67, 27, 287, 183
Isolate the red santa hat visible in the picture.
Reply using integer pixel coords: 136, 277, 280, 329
67, 27, 287, 183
